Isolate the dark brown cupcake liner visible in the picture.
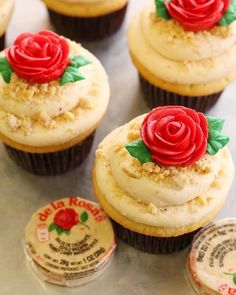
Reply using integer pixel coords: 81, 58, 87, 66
47, 4, 128, 42
0, 34, 5, 51
112, 220, 198, 254
4, 132, 95, 175
139, 74, 222, 113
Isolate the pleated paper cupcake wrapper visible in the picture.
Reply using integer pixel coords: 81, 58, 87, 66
4, 132, 95, 175
0, 33, 5, 50
112, 220, 198, 254
47, 4, 128, 42
139, 74, 222, 113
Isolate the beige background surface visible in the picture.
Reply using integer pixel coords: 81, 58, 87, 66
1, 0, 236, 294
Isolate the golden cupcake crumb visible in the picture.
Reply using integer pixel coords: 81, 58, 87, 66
121, 162, 142, 179
129, 122, 141, 131
195, 196, 207, 207
20, 116, 32, 135
148, 203, 158, 215
113, 143, 124, 153
62, 111, 75, 121
127, 129, 140, 141
79, 97, 96, 110
118, 148, 128, 157
3, 74, 63, 102
7, 113, 21, 132
143, 162, 155, 173
210, 178, 221, 189
150, 12, 232, 41
38, 111, 52, 128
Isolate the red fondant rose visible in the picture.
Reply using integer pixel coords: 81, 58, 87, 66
165, 0, 230, 32
141, 106, 208, 166
6, 30, 69, 84
54, 208, 78, 231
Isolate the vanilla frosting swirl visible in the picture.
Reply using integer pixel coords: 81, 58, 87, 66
128, 2, 236, 85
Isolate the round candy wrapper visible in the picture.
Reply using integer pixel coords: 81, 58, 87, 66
187, 218, 236, 295
24, 197, 116, 287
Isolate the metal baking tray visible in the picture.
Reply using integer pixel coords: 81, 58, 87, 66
1, 0, 235, 294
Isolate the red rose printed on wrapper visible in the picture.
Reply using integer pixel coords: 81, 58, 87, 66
0, 30, 91, 85
49, 208, 90, 235
155, 0, 236, 32
54, 208, 78, 231
125, 106, 229, 167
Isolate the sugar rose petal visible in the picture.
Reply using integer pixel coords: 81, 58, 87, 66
165, 0, 230, 32
6, 30, 70, 84
141, 106, 208, 167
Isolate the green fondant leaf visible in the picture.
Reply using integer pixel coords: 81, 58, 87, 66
219, 0, 236, 26
64, 230, 71, 236
207, 116, 225, 140
70, 55, 91, 68
56, 226, 64, 236
154, 0, 171, 20
233, 275, 236, 285
206, 115, 229, 155
207, 143, 215, 155
60, 66, 85, 85
207, 136, 230, 155
125, 139, 152, 163
48, 223, 56, 232
0, 57, 13, 83
80, 211, 88, 223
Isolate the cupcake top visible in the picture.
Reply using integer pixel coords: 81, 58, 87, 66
0, 0, 14, 36
25, 196, 116, 287
42, 0, 128, 17
128, 1, 236, 93
95, 106, 234, 234
0, 30, 110, 152
187, 218, 236, 295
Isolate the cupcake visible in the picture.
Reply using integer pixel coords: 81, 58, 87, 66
0, 0, 14, 50
186, 218, 236, 295
24, 196, 116, 287
42, 0, 129, 42
0, 30, 110, 175
93, 106, 234, 254
128, 0, 236, 112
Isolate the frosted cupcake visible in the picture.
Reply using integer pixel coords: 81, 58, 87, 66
187, 218, 236, 295
93, 106, 234, 254
0, 30, 110, 175
42, 0, 129, 42
0, 0, 14, 50
128, 0, 236, 112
